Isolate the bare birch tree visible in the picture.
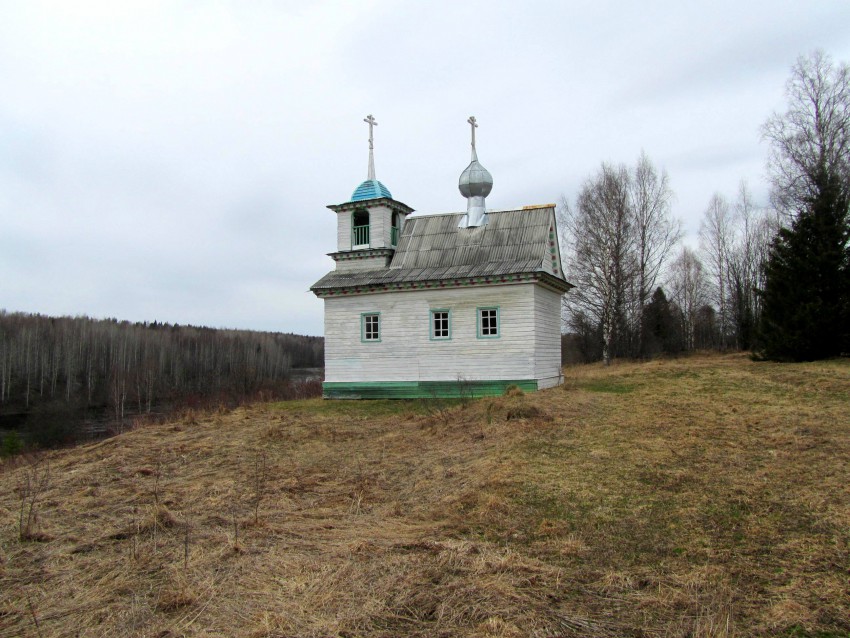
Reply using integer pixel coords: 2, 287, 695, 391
669, 247, 708, 351
763, 50, 850, 220
562, 163, 635, 365
725, 182, 778, 349
699, 194, 734, 349
561, 154, 680, 362
630, 151, 680, 356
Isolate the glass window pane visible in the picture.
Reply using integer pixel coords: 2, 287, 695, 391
432, 311, 449, 339
363, 314, 380, 341
478, 308, 499, 337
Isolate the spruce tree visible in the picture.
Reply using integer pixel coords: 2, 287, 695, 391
758, 51, 850, 360
642, 287, 682, 357
758, 172, 850, 360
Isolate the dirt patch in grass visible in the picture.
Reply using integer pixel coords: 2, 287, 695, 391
1, 353, 849, 636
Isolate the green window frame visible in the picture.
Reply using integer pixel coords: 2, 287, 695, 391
477, 306, 500, 339
391, 212, 400, 247
430, 309, 451, 340
361, 312, 381, 342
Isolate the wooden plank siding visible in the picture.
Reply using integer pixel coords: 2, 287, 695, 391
336, 209, 352, 252
368, 204, 389, 249
533, 285, 563, 388
324, 284, 544, 384
335, 254, 392, 273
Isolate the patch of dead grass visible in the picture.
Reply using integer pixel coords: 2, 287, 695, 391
0, 353, 848, 636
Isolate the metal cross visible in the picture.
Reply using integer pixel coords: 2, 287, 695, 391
364, 114, 378, 150
467, 116, 478, 151
364, 114, 378, 180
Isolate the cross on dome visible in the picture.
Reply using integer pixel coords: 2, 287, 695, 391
364, 114, 378, 180
350, 114, 392, 202
458, 115, 493, 228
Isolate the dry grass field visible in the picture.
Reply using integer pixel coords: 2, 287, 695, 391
1, 353, 849, 637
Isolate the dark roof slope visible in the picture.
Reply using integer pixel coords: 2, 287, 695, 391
311, 207, 569, 291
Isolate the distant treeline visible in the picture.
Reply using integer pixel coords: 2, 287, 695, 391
561, 52, 850, 364
0, 311, 323, 450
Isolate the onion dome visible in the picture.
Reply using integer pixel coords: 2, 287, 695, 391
458, 152, 493, 199
458, 116, 492, 228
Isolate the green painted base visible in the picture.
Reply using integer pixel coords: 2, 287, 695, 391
322, 379, 539, 399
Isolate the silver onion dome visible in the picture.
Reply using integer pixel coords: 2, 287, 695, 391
458, 116, 492, 228
459, 153, 493, 198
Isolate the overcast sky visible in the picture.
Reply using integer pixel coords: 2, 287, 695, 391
2, 1, 848, 336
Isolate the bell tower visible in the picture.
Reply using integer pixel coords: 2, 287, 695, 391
327, 114, 414, 273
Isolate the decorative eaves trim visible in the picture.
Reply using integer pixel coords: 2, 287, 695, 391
311, 271, 572, 298
329, 248, 395, 262
327, 198, 415, 215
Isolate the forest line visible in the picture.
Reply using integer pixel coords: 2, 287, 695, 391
0, 311, 323, 450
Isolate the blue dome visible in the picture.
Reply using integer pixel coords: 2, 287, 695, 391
351, 179, 392, 202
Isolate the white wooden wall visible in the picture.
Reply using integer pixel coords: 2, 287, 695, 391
335, 255, 392, 273
533, 285, 563, 388
369, 205, 389, 248
336, 210, 352, 252
324, 283, 562, 384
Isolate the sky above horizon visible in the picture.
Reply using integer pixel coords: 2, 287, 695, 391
2, 1, 849, 336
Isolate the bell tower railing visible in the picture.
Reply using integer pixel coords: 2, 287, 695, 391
353, 224, 370, 247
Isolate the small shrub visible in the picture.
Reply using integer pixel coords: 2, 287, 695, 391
1, 431, 24, 457
18, 455, 51, 542
504, 385, 525, 397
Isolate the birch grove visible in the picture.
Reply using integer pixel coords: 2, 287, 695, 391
0, 312, 323, 444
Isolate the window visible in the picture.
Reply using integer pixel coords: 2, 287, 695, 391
477, 307, 500, 338
391, 212, 400, 246
361, 313, 380, 342
352, 209, 370, 247
430, 309, 451, 340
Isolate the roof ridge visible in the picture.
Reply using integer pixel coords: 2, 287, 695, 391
409, 204, 554, 219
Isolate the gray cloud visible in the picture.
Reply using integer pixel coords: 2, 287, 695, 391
1, 0, 848, 335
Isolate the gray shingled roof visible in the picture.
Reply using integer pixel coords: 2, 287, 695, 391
311, 207, 568, 291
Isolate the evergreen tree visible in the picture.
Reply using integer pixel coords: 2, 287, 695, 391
758, 173, 850, 360
758, 51, 850, 360
642, 287, 682, 357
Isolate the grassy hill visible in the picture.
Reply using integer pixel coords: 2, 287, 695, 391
1, 353, 849, 637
